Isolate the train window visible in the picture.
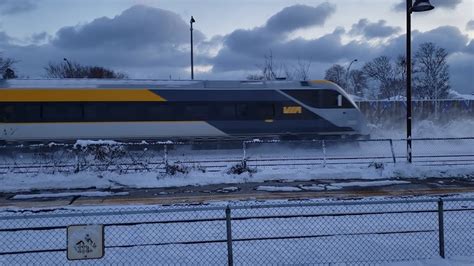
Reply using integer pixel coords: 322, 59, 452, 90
283, 90, 354, 108
236, 103, 274, 120
119, 103, 145, 121
184, 104, 209, 120
84, 103, 102, 121
236, 104, 249, 119
317, 90, 339, 108
86, 103, 154, 122
256, 103, 275, 118
0, 104, 42, 122
148, 103, 175, 121
213, 104, 235, 120
42, 103, 83, 122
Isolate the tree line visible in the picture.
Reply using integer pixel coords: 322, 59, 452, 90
324, 42, 450, 100
0, 56, 127, 79
249, 42, 450, 100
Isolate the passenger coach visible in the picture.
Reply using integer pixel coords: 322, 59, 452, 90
0, 79, 368, 142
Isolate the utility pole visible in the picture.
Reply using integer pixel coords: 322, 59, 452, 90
190, 16, 195, 80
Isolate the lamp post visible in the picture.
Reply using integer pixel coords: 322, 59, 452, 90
345, 59, 358, 90
190, 16, 196, 80
406, 0, 434, 163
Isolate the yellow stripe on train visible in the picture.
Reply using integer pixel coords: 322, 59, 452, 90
0, 89, 166, 102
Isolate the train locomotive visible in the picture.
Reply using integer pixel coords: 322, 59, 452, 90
0, 79, 369, 143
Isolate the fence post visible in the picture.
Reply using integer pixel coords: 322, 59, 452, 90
389, 139, 396, 163
74, 154, 80, 173
438, 198, 445, 258
322, 140, 326, 167
225, 206, 234, 266
242, 141, 247, 168
164, 144, 169, 174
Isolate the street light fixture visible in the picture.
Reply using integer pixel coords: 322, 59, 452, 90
406, 0, 434, 163
190, 16, 196, 80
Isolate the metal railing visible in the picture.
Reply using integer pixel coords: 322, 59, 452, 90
0, 137, 473, 175
0, 197, 473, 264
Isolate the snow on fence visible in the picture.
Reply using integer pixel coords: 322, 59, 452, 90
0, 137, 473, 175
0, 198, 472, 264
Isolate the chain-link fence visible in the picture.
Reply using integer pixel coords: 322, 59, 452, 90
0, 137, 473, 176
1, 198, 473, 265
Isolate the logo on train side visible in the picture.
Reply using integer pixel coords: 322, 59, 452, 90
283, 106, 302, 114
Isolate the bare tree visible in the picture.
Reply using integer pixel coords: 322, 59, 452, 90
248, 52, 312, 81
324, 64, 347, 89
413, 42, 450, 99
293, 58, 312, 81
44, 60, 128, 79
362, 56, 405, 99
0, 54, 17, 79
347, 69, 367, 96
248, 50, 292, 81
3, 68, 16, 79
283, 64, 294, 81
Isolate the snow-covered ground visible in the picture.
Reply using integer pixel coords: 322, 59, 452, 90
11, 191, 129, 200
1, 196, 473, 265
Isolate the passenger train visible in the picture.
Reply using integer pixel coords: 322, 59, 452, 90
0, 79, 369, 143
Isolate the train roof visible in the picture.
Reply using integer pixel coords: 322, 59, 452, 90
0, 79, 355, 102
0, 78, 342, 90
0, 79, 358, 107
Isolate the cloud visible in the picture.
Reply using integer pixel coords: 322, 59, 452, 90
2, 5, 211, 79
393, 0, 462, 12
466, 40, 474, 54
212, 26, 380, 73
265, 3, 336, 33
212, 3, 346, 72
411, 26, 469, 54
349, 19, 401, 39
0, 0, 36, 15
383, 26, 470, 57
30, 32, 50, 44
53, 5, 205, 50
448, 53, 474, 94
0, 31, 12, 45
467, 20, 474, 31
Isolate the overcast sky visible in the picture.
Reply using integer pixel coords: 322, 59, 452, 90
0, 0, 473, 93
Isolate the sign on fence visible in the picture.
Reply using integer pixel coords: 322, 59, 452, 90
67, 224, 104, 260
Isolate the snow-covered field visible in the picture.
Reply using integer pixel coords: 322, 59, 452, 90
0, 196, 473, 265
